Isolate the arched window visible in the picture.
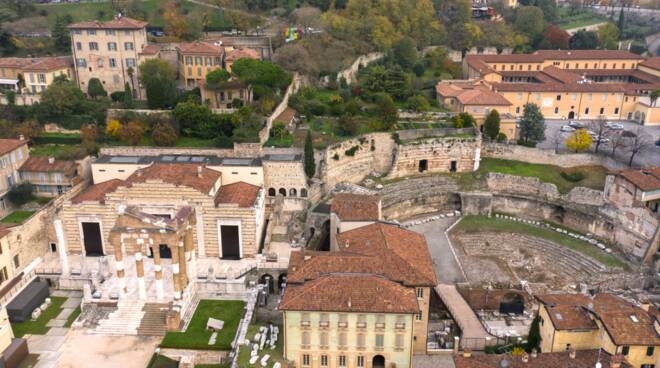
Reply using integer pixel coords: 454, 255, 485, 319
289, 188, 297, 197
268, 188, 276, 197
300, 188, 308, 198
279, 188, 287, 196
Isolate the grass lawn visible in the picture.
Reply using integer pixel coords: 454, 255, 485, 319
453, 215, 627, 269
30, 144, 85, 159
236, 323, 285, 367
11, 296, 67, 338
174, 137, 217, 148
556, 8, 608, 30
476, 158, 606, 193
146, 354, 179, 368
264, 135, 294, 148
64, 305, 81, 328
0, 211, 35, 225
160, 300, 246, 350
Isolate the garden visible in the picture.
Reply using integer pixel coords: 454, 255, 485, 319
11, 296, 67, 338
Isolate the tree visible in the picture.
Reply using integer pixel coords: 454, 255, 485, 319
52, 14, 73, 52
7, 183, 34, 206
361, 65, 410, 100
588, 117, 609, 153
514, 6, 545, 41
526, 316, 541, 353
87, 78, 107, 99
406, 95, 430, 112
173, 100, 233, 138
270, 122, 289, 140
120, 121, 145, 146
518, 103, 545, 144
570, 30, 599, 49
14, 120, 41, 140
337, 115, 359, 136
138, 59, 178, 109
445, 0, 477, 51
609, 131, 626, 158
598, 23, 620, 50
623, 127, 653, 167
565, 129, 592, 152
484, 109, 501, 140
458, 112, 476, 127
304, 130, 315, 179
205, 69, 231, 90
617, 7, 625, 35
80, 124, 98, 154
231, 58, 291, 95
123, 82, 134, 108
549, 129, 563, 153
650, 89, 660, 107
393, 37, 417, 70
541, 25, 570, 49
40, 78, 86, 116
152, 121, 178, 146
105, 119, 123, 139
378, 95, 398, 130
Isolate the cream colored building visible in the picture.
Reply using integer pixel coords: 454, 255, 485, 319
69, 16, 148, 98
0, 56, 74, 99
176, 41, 224, 90
0, 139, 29, 218
329, 193, 381, 251
281, 222, 438, 368
536, 293, 660, 368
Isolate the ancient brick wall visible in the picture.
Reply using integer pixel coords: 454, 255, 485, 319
263, 160, 307, 196
378, 175, 461, 220
482, 143, 625, 169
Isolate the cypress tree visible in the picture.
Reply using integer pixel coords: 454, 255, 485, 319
304, 130, 315, 179
123, 82, 134, 108
617, 8, 625, 36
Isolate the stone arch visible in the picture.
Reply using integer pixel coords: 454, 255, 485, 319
300, 188, 308, 198
289, 188, 297, 197
500, 292, 525, 314
278, 188, 287, 196
278, 273, 287, 292
268, 188, 276, 197
260, 273, 275, 294
372, 355, 385, 368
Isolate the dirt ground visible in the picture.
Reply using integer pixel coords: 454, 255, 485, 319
55, 332, 160, 368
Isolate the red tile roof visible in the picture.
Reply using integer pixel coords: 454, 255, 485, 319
454, 350, 629, 368
68, 17, 148, 30
336, 223, 438, 286
225, 47, 260, 62
126, 163, 221, 194
640, 57, 660, 71
71, 179, 123, 204
331, 193, 380, 221
273, 107, 297, 124
0, 139, 27, 156
279, 273, 420, 313
617, 167, 660, 192
176, 41, 224, 55
456, 88, 512, 106
139, 44, 161, 56
214, 181, 260, 207
21, 56, 72, 72
19, 156, 76, 175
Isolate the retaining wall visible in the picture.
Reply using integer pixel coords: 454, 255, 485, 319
482, 143, 625, 169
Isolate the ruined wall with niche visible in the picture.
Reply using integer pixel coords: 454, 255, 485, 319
377, 176, 462, 220
386, 136, 480, 179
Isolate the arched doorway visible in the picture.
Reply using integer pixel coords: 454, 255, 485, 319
300, 188, 308, 197
278, 188, 287, 196
268, 188, 276, 197
372, 355, 385, 368
289, 188, 297, 197
500, 292, 525, 314
278, 273, 287, 292
568, 111, 575, 119
260, 274, 274, 294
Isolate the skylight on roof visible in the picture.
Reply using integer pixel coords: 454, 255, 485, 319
191, 157, 205, 162
176, 156, 190, 162
630, 315, 639, 323
555, 313, 563, 320
108, 156, 139, 163
162, 156, 174, 162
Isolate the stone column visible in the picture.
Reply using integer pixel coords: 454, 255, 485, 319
135, 251, 146, 300
53, 219, 70, 276
184, 227, 196, 281
171, 242, 181, 300
195, 207, 206, 257
115, 237, 126, 295
151, 239, 164, 300
178, 240, 188, 288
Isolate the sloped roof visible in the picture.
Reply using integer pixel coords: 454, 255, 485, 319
139, 44, 161, 56
454, 350, 629, 368
0, 139, 27, 156
225, 47, 260, 62
214, 181, 260, 207
331, 193, 380, 221
640, 57, 660, 71
21, 56, 72, 71
68, 17, 148, 29
19, 156, 76, 175
71, 179, 123, 204
456, 88, 512, 106
176, 41, 224, 55
125, 163, 221, 194
617, 167, 660, 192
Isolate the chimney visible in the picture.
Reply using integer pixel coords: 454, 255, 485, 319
48, 157, 55, 164
611, 354, 623, 368
569, 348, 576, 359
197, 166, 203, 178
462, 347, 472, 358
530, 348, 538, 358
18, 134, 24, 141
521, 352, 529, 363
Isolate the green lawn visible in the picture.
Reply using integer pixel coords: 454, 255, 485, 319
453, 215, 627, 269
64, 305, 81, 328
11, 296, 67, 338
476, 158, 606, 193
0, 211, 35, 225
160, 300, 246, 351
30, 144, 86, 160
236, 323, 285, 367
146, 354, 179, 368
556, 8, 608, 30
264, 135, 294, 148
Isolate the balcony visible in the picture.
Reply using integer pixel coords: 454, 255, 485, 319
395, 322, 406, 330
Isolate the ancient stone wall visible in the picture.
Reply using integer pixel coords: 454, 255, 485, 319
336, 52, 384, 85
263, 160, 307, 197
378, 175, 461, 220
482, 143, 625, 169
387, 136, 480, 179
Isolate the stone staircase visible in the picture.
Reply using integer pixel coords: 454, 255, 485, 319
91, 300, 145, 335
136, 303, 169, 336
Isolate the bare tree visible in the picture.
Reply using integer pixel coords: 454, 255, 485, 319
589, 116, 609, 154
623, 126, 653, 167
609, 130, 626, 158
549, 129, 563, 153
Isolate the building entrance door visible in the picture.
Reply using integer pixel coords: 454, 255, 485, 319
220, 225, 240, 260
81, 222, 103, 256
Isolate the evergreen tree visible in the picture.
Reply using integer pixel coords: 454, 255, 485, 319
304, 130, 315, 179
138, 59, 178, 109
484, 109, 501, 140
122, 82, 134, 108
87, 78, 107, 99
526, 316, 541, 353
378, 95, 399, 131
518, 103, 545, 145
617, 8, 625, 35
52, 14, 73, 52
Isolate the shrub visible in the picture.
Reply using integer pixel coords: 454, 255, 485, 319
215, 135, 233, 148
517, 139, 537, 147
496, 132, 507, 142
304, 100, 327, 116
560, 171, 585, 182
337, 116, 358, 136
110, 91, 125, 102
152, 121, 178, 146
105, 119, 123, 139
332, 153, 339, 160
406, 95, 430, 112
7, 183, 34, 206
344, 145, 359, 156
120, 121, 145, 146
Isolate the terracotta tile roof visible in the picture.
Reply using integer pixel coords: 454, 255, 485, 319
640, 56, 660, 71
71, 179, 123, 204
492, 81, 657, 93
21, 56, 72, 72
279, 273, 420, 313
331, 193, 380, 221
19, 156, 76, 175
456, 88, 512, 106
126, 163, 221, 194
273, 107, 296, 124
336, 223, 437, 286
139, 44, 161, 56
546, 304, 597, 330
454, 350, 630, 368
617, 167, 660, 192
540, 66, 584, 84
225, 47, 260, 62
0, 57, 34, 69
436, 83, 466, 97
68, 17, 148, 29
0, 139, 27, 156
176, 41, 224, 55
214, 181, 260, 207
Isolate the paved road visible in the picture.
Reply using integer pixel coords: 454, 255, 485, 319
408, 218, 466, 284
538, 119, 660, 167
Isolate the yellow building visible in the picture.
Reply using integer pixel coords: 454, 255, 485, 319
461, 50, 660, 124
0, 139, 29, 218
536, 293, 660, 368
176, 41, 224, 90
69, 16, 149, 98
199, 79, 253, 109
281, 222, 438, 368
0, 56, 74, 96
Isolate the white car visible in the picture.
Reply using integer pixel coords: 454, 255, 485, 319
606, 122, 624, 130
560, 125, 576, 132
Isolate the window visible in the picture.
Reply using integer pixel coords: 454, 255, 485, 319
554, 107, 559, 114
126, 59, 136, 67
319, 331, 328, 348
301, 313, 310, 327
12, 254, 19, 269
556, 94, 561, 101
357, 333, 365, 349
622, 346, 629, 355
320, 355, 328, 367
89, 42, 98, 50
395, 334, 404, 349
105, 29, 115, 35
29, 73, 35, 83
113, 74, 121, 84
205, 57, 212, 66
571, 93, 577, 101
73, 29, 82, 35
647, 346, 655, 356
585, 107, 590, 114
319, 313, 329, 327
197, 67, 202, 77
338, 355, 346, 367
339, 332, 346, 348
614, 107, 619, 115
38, 74, 45, 83
195, 56, 202, 65
124, 42, 134, 51
301, 331, 310, 347
600, 107, 605, 114
338, 314, 348, 328
98, 59, 104, 67
357, 356, 365, 367
185, 56, 193, 65
416, 312, 423, 321
302, 354, 310, 367
601, 93, 607, 101
76, 42, 82, 51
375, 334, 384, 349
87, 30, 96, 35
0, 267, 7, 284
515, 107, 520, 114
108, 42, 117, 51
641, 365, 655, 368
416, 288, 424, 298
376, 315, 385, 329
109, 58, 117, 68
396, 315, 406, 329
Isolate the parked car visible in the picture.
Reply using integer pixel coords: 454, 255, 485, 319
606, 122, 624, 130
568, 121, 584, 129
560, 125, 576, 132
595, 137, 610, 144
